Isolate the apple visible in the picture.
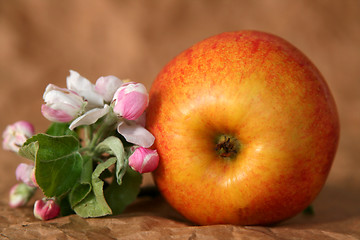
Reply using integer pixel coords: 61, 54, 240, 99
146, 31, 339, 225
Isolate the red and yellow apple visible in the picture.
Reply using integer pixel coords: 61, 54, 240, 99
146, 31, 339, 225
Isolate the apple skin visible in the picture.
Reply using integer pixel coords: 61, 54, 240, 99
146, 31, 339, 225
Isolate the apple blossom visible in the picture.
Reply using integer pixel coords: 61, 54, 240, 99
95, 75, 123, 102
66, 70, 104, 109
129, 147, 159, 173
112, 82, 149, 120
9, 183, 36, 208
33, 198, 60, 221
3, 69, 160, 220
2, 121, 35, 152
41, 84, 86, 122
16, 163, 37, 187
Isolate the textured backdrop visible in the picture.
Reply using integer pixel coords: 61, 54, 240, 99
0, 0, 359, 239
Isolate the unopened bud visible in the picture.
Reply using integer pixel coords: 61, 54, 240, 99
41, 84, 86, 122
33, 198, 60, 221
30, 169, 38, 187
128, 147, 159, 173
2, 121, 35, 152
15, 163, 37, 187
112, 82, 149, 120
9, 183, 36, 208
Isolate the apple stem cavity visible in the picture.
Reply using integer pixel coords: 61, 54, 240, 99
215, 134, 241, 160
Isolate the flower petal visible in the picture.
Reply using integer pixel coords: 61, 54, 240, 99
134, 112, 146, 127
44, 87, 84, 111
95, 75, 123, 102
66, 70, 104, 108
69, 105, 110, 130
41, 104, 74, 123
117, 121, 155, 148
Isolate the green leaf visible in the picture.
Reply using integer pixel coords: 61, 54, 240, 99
303, 205, 315, 215
73, 158, 116, 218
69, 155, 93, 208
46, 122, 78, 138
70, 183, 92, 207
18, 139, 39, 161
30, 134, 83, 197
58, 196, 75, 217
104, 167, 142, 215
95, 136, 127, 185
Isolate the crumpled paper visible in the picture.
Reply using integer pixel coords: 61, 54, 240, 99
1, 181, 360, 239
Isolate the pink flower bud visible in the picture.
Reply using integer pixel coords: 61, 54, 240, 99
128, 147, 159, 173
41, 84, 86, 122
112, 82, 149, 120
33, 198, 60, 221
2, 121, 35, 152
16, 163, 37, 187
31, 169, 38, 187
95, 75, 123, 102
9, 183, 36, 208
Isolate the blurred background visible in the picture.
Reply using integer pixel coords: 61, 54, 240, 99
0, 0, 359, 209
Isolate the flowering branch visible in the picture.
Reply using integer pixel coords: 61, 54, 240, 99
2, 70, 159, 220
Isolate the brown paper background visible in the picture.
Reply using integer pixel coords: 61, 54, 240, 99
0, 0, 359, 239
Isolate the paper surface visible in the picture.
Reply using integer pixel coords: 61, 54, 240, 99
1, 183, 360, 239
0, 1, 359, 239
